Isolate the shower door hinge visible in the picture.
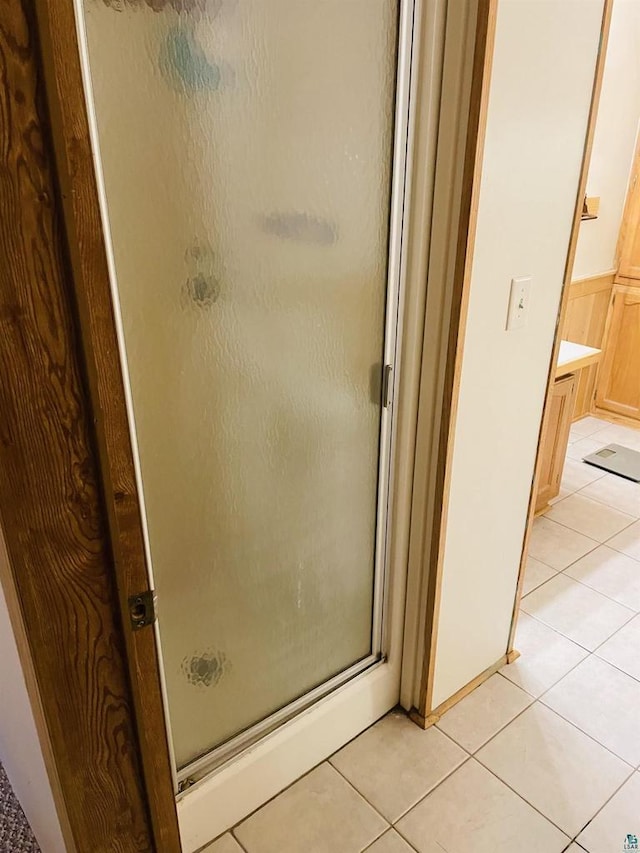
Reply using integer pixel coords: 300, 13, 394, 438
382, 364, 394, 408
128, 589, 157, 631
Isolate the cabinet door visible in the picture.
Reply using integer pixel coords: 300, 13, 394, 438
596, 288, 640, 420
617, 137, 640, 284
536, 374, 578, 513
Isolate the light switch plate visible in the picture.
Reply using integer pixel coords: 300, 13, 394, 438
506, 276, 532, 331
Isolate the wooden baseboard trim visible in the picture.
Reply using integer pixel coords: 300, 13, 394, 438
408, 707, 429, 728
410, 652, 516, 729
592, 408, 640, 431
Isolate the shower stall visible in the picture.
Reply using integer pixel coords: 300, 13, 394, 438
72, 0, 420, 845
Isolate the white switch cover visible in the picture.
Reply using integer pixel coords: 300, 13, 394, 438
506, 276, 532, 331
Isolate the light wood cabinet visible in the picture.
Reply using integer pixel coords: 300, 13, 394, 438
616, 134, 640, 286
535, 373, 578, 513
596, 286, 640, 420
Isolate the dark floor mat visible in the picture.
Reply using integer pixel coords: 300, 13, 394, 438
0, 764, 39, 852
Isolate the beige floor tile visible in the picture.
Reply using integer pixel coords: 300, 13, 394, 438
565, 545, 640, 610
521, 574, 634, 651
330, 710, 466, 823
436, 674, 531, 753
579, 474, 640, 518
365, 830, 415, 852
561, 458, 607, 494
542, 656, 640, 765
577, 773, 640, 853
545, 494, 635, 543
570, 416, 611, 439
589, 423, 640, 448
596, 614, 640, 681
564, 845, 588, 852
396, 759, 569, 853
476, 704, 632, 837
522, 557, 557, 595
528, 517, 598, 570
566, 438, 606, 462
608, 520, 640, 561
549, 487, 572, 506
234, 763, 387, 853
501, 612, 588, 697
202, 834, 244, 853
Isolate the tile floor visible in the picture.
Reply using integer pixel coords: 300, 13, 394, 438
205, 416, 640, 853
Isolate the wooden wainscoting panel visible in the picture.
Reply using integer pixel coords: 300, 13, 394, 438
564, 272, 614, 344
562, 271, 614, 419
596, 286, 640, 420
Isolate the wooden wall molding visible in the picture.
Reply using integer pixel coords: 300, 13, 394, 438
414, 0, 498, 721
0, 1, 178, 849
34, 0, 182, 849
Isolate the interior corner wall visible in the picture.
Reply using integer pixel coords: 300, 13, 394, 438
0, 533, 66, 853
573, 0, 640, 280
430, 0, 605, 711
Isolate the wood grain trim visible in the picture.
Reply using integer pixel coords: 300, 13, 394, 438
411, 651, 517, 728
592, 408, 640, 430
610, 283, 640, 297
32, 3, 182, 850
615, 129, 640, 270
418, 0, 498, 718
0, 2, 158, 849
555, 350, 601, 378
507, 0, 614, 654
0, 524, 75, 852
614, 275, 640, 288
568, 270, 616, 300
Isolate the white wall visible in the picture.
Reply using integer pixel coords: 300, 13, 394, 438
573, 0, 640, 279
431, 0, 604, 709
0, 534, 66, 852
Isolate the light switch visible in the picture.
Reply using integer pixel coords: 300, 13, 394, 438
506, 276, 532, 331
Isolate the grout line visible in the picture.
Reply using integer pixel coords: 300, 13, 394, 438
559, 572, 640, 619
462, 752, 573, 840
525, 551, 560, 572
591, 648, 640, 686
474, 702, 634, 841
537, 688, 640, 768
229, 831, 250, 853
332, 732, 470, 828
368, 827, 420, 853
568, 766, 638, 847
523, 553, 640, 620
383, 753, 478, 828
572, 477, 640, 512
589, 603, 640, 653
540, 510, 636, 545
516, 608, 594, 654
328, 761, 395, 832
527, 668, 639, 771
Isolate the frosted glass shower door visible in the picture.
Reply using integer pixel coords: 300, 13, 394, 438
79, 0, 404, 775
